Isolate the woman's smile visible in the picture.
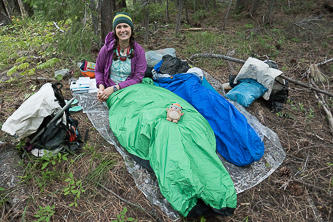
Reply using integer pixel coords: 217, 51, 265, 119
116, 23, 132, 41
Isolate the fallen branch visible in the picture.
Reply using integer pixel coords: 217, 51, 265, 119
310, 79, 333, 135
223, 0, 232, 30
180, 28, 203, 31
53, 22, 64, 33
302, 58, 333, 78
274, 179, 327, 193
189, 53, 333, 97
306, 191, 324, 222
86, 179, 157, 219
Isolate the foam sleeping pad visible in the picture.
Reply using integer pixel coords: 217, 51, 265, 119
106, 81, 236, 216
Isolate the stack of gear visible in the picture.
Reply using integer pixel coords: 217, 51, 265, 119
1, 83, 82, 157
226, 57, 286, 108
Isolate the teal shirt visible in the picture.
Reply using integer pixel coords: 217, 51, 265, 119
110, 50, 132, 84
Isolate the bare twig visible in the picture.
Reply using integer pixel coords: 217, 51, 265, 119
87, 179, 156, 219
226, 50, 237, 74
306, 191, 324, 222
180, 28, 203, 31
1, 202, 5, 221
53, 22, 64, 33
223, 0, 232, 30
311, 80, 333, 135
189, 53, 333, 97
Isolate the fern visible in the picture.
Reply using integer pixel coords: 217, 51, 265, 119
36, 58, 60, 70
16, 57, 27, 63
21, 68, 35, 76
17, 62, 30, 70
7, 65, 18, 76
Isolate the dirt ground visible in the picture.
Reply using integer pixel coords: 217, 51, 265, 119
1, 1, 333, 221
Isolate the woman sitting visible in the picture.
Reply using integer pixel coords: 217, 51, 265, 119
95, 12, 147, 102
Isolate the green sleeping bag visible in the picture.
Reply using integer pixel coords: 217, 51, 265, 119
106, 80, 237, 216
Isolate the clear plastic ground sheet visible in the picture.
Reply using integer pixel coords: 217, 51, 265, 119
73, 72, 285, 220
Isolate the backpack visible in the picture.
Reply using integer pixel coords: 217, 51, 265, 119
263, 60, 289, 112
26, 83, 82, 155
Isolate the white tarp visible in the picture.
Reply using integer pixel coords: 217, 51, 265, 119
233, 57, 283, 100
1, 83, 61, 139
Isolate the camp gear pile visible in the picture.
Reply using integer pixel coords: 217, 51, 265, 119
74, 69, 285, 219
1, 83, 81, 156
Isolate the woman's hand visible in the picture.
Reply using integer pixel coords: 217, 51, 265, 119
97, 86, 114, 102
97, 85, 106, 102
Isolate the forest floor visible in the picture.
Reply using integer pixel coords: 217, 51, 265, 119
1, 1, 333, 221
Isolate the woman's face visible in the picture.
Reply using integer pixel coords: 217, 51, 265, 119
115, 23, 132, 42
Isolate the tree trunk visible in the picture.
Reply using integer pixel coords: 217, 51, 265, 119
264, 0, 275, 24
166, 0, 169, 23
144, 4, 149, 44
90, 0, 98, 36
250, 0, 260, 16
184, 0, 189, 25
17, 0, 26, 17
101, 0, 114, 44
4, 0, 20, 17
175, 0, 183, 34
223, 0, 232, 30
0, 0, 11, 25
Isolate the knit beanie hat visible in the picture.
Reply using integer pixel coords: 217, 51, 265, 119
113, 12, 134, 31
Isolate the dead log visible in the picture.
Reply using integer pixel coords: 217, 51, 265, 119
180, 28, 203, 31
189, 53, 333, 98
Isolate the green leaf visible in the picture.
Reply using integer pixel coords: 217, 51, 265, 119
41, 162, 49, 170
123, 207, 127, 214
63, 156, 68, 161
16, 57, 26, 63
36, 58, 60, 70
69, 203, 74, 207
75, 202, 78, 207
27, 68, 35, 75
35, 214, 41, 217
0, 187, 5, 191
64, 178, 71, 182
51, 160, 55, 165
46, 217, 50, 222
127, 218, 135, 221
7, 65, 17, 76
17, 62, 29, 70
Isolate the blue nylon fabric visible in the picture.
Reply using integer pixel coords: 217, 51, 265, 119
156, 74, 265, 166
226, 79, 267, 107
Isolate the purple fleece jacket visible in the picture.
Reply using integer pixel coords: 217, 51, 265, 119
95, 31, 147, 89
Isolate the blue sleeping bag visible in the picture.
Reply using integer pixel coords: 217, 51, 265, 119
155, 74, 265, 167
